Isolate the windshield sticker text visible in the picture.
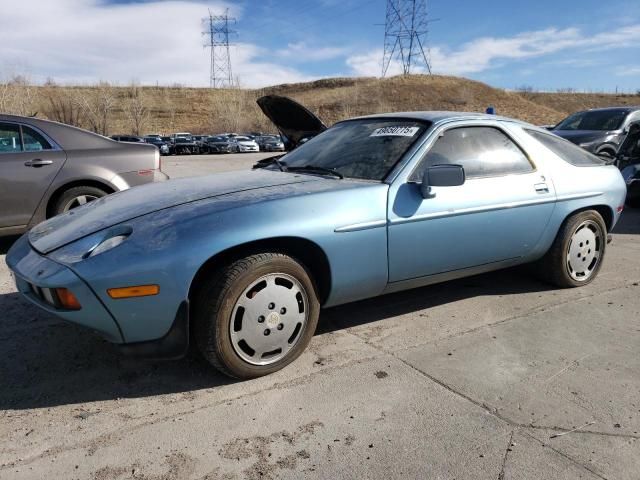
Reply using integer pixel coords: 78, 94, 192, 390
370, 126, 420, 137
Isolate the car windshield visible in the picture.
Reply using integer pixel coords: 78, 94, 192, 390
555, 110, 628, 131
175, 138, 189, 143
236, 136, 251, 141
277, 119, 430, 181
208, 136, 226, 142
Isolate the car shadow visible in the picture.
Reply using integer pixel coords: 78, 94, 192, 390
0, 266, 552, 411
0, 235, 20, 255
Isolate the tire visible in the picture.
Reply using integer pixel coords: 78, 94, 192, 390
193, 252, 320, 379
52, 185, 108, 217
535, 210, 607, 288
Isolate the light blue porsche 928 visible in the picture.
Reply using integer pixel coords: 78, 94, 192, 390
6, 96, 627, 378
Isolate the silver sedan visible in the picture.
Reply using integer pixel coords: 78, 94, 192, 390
0, 114, 168, 237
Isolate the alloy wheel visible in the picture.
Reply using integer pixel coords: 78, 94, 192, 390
62, 194, 99, 212
566, 220, 603, 281
229, 273, 309, 365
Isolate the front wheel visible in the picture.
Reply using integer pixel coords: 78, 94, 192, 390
193, 253, 320, 379
535, 210, 607, 288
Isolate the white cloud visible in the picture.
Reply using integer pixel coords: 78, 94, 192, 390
616, 66, 640, 77
346, 24, 640, 77
276, 42, 348, 61
0, 0, 314, 88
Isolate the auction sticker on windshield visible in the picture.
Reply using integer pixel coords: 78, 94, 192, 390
370, 126, 420, 137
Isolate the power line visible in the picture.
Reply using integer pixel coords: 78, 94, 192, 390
202, 8, 236, 88
382, 0, 433, 76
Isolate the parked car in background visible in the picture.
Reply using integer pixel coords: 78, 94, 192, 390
160, 136, 175, 155
173, 137, 200, 155
172, 132, 192, 140
551, 107, 640, 159
192, 135, 207, 149
111, 135, 146, 143
6, 100, 626, 379
0, 114, 168, 237
204, 136, 236, 154
257, 135, 285, 152
231, 136, 260, 153
143, 136, 170, 155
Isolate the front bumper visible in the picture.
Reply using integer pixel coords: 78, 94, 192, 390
6, 235, 124, 343
238, 145, 259, 152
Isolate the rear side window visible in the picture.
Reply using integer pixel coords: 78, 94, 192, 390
22, 126, 52, 151
412, 126, 533, 181
0, 123, 22, 153
526, 129, 606, 166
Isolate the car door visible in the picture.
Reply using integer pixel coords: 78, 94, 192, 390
0, 122, 66, 228
387, 123, 556, 282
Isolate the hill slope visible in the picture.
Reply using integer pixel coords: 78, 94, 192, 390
5, 75, 640, 135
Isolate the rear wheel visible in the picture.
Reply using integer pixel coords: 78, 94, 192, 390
535, 210, 607, 288
193, 253, 320, 379
52, 185, 108, 216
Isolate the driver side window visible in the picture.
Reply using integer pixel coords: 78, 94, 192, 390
411, 126, 534, 182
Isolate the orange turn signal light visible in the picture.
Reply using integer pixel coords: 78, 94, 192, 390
107, 285, 160, 299
55, 288, 82, 310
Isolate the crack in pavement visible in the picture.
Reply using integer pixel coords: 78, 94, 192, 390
521, 430, 608, 480
497, 430, 514, 480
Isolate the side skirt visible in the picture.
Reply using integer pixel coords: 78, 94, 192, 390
383, 257, 524, 295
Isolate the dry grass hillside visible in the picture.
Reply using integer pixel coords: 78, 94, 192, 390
2, 75, 639, 136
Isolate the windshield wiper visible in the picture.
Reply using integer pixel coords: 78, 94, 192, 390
253, 156, 287, 172
287, 165, 344, 179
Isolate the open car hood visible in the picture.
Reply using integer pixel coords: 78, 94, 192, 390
257, 95, 327, 148
618, 124, 640, 159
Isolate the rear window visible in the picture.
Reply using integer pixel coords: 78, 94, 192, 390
526, 129, 606, 166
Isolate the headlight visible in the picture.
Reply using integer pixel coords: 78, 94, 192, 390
88, 234, 129, 258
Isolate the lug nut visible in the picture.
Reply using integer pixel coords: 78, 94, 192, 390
277, 324, 284, 330
280, 307, 286, 314
264, 329, 270, 336
268, 302, 275, 310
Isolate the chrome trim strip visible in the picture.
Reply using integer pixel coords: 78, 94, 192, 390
335, 219, 387, 233
389, 192, 603, 226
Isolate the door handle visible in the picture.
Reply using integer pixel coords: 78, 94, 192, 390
24, 159, 53, 168
534, 183, 549, 193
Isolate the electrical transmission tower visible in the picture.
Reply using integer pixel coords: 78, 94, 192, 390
382, 0, 432, 77
202, 9, 236, 88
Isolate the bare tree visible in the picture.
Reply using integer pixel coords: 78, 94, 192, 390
125, 83, 149, 135
43, 87, 84, 126
75, 82, 117, 135
0, 75, 40, 116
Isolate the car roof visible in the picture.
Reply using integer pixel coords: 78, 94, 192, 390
348, 111, 531, 126
585, 106, 640, 113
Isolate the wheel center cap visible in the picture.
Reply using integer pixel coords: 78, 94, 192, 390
266, 312, 280, 328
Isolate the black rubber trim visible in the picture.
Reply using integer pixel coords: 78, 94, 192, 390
118, 300, 189, 360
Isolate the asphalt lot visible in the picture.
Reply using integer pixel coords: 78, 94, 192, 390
1, 153, 639, 479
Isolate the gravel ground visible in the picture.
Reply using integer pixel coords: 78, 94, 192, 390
1, 154, 639, 479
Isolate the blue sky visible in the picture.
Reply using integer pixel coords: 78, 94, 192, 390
1, 0, 639, 90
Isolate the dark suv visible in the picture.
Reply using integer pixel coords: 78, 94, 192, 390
551, 107, 640, 159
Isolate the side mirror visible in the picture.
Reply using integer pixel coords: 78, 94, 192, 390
420, 164, 465, 199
